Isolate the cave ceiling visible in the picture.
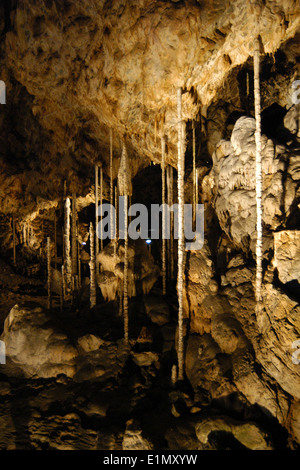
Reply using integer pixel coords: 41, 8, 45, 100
0, 0, 299, 218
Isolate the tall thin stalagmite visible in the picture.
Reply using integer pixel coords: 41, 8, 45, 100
161, 135, 167, 295
118, 142, 132, 344
71, 193, 77, 276
254, 38, 263, 309
47, 237, 51, 310
64, 198, 72, 294
89, 222, 96, 308
177, 87, 185, 381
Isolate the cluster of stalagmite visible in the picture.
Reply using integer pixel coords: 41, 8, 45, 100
6, 37, 265, 384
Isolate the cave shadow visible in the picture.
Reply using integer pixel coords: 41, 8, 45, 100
209, 392, 290, 450
272, 268, 300, 303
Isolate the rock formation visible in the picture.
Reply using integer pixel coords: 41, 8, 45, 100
0, 0, 299, 451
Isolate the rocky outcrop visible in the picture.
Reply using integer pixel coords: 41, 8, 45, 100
274, 230, 300, 285
96, 239, 159, 302
195, 416, 274, 450
0, 303, 78, 379
122, 419, 154, 450
205, 113, 300, 253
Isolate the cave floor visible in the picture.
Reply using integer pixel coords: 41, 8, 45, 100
0, 256, 291, 450
0, 256, 203, 450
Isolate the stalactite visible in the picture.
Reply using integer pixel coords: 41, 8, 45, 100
171, 364, 177, 386
114, 185, 118, 259
161, 135, 166, 296
64, 198, 72, 294
23, 224, 26, 246
71, 193, 77, 276
60, 278, 63, 312
47, 237, 51, 310
77, 225, 81, 288
100, 165, 103, 252
196, 168, 199, 208
254, 38, 263, 312
12, 216, 16, 266
89, 222, 96, 309
110, 128, 114, 241
246, 71, 250, 98
177, 87, 185, 381
123, 195, 129, 343
95, 164, 99, 257
54, 210, 57, 269
61, 265, 65, 307
167, 165, 174, 281
118, 142, 132, 344
192, 120, 196, 228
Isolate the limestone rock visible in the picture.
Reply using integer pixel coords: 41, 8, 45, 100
290, 401, 300, 445
195, 416, 274, 450
184, 334, 233, 399
77, 334, 104, 353
0, 303, 78, 379
122, 419, 153, 451
209, 116, 300, 252
130, 351, 159, 368
97, 239, 159, 302
274, 230, 300, 284
211, 313, 246, 355
143, 296, 170, 326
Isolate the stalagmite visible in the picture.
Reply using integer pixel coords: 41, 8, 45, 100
118, 142, 132, 344
177, 87, 185, 381
47, 237, 51, 310
161, 135, 166, 296
254, 38, 263, 311
89, 222, 96, 309
64, 198, 72, 294
71, 193, 77, 276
